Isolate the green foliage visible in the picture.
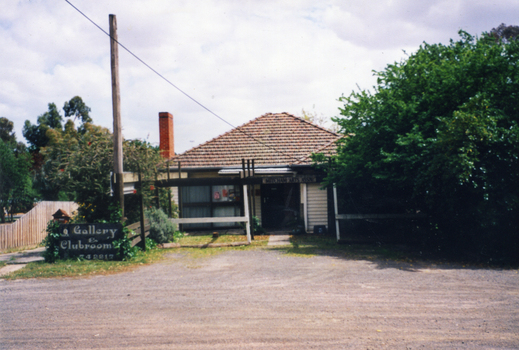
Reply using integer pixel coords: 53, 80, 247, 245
252, 216, 266, 234
23, 96, 90, 152
39, 120, 162, 222
0, 138, 35, 223
319, 30, 519, 261
43, 205, 137, 263
0, 117, 17, 145
145, 237, 158, 249
115, 226, 142, 260
24, 97, 91, 200
123, 140, 168, 224
63, 96, 92, 126
490, 23, 519, 42
113, 235, 140, 261
42, 220, 61, 263
23, 103, 62, 151
24, 96, 166, 220
159, 187, 178, 217
145, 207, 181, 244
124, 139, 163, 180
42, 123, 116, 221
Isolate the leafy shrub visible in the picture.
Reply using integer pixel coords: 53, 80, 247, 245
252, 216, 265, 234
240, 216, 265, 235
145, 207, 181, 244
112, 227, 140, 260
145, 237, 157, 250
42, 220, 61, 263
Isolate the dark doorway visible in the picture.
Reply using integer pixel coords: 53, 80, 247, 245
261, 183, 300, 229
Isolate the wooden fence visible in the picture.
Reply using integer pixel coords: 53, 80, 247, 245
0, 201, 78, 251
127, 219, 150, 247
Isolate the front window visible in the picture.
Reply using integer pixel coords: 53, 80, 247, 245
181, 185, 242, 229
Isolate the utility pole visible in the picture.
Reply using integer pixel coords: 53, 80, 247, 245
110, 14, 124, 219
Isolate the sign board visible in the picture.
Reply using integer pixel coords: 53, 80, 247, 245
262, 175, 317, 184
59, 224, 123, 260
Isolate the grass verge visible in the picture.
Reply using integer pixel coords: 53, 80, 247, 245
0, 248, 166, 280
1, 235, 270, 279
177, 234, 269, 260
275, 235, 519, 268
0, 245, 41, 255
272, 234, 415, 261
178, 233, 270, 245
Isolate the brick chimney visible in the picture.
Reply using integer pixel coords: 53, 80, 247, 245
159, 112, 174, 158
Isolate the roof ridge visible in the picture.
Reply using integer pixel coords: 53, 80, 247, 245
169, 114, 269, 161
293, 135, 343, 164
290, 114, 342, 137
170, 112, 342, 167
171, 112, 300, 161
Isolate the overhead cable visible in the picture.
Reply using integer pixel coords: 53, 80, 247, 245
63, 0, 300, 162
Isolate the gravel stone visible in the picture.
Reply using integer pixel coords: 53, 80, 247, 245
1, 249, 518, 349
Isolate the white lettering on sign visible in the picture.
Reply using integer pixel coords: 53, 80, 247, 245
60, 240, 113, 250
69, 225, 118, 238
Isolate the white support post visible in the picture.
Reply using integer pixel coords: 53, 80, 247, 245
243, 184, 251, 244
302, 183, 308, 233
333, 184, 340, 242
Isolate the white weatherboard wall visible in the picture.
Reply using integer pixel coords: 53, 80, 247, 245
306, 183, 328, 233
172, 187, 179, 207
253, 191, 261, 223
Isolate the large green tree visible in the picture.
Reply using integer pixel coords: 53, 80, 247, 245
23, 96, 166, 222
1, 117, 26, 154
41, 122, 164, 223
23, 96, 91, 152
319, 30, 519, 260
0, 117, 17, 145
0, 121, 34, 223
23, 96, 92, 199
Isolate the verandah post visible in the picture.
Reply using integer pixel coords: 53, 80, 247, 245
138, 167, 146, 251
243, 183, 251, 244
247, 159, 254, 240
178, 161, 182, 232
167, 161, 172, 218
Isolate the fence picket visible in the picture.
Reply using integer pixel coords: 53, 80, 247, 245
0, 202, 78, 251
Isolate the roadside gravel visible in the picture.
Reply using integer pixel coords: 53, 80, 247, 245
1, 248, 518, 349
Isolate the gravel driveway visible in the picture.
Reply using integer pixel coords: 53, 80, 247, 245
1, 248, 518, 349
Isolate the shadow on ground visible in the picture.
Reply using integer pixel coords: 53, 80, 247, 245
267, 234, 518, 271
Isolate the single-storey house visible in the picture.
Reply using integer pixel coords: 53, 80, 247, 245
158, 111, 341, 234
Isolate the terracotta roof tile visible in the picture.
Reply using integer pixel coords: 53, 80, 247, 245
169, 112, 342, 168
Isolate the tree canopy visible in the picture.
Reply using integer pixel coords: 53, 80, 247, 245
41, 121, 164, 223
20, 96, 167, 223
0, 119, 34, 222
23, 96, 90, 152
318, 30, 519, 261
0, 117, 17, 144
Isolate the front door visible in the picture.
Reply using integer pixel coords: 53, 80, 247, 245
261, 183, 300, 229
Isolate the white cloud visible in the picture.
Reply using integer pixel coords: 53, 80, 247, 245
0, 0, 516, 152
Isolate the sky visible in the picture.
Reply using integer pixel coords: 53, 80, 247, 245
1, 0, 518, 153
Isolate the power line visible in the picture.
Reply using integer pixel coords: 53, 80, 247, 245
63, 0, 300, 163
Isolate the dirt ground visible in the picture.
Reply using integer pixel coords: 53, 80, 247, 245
1, 248, 518, 349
